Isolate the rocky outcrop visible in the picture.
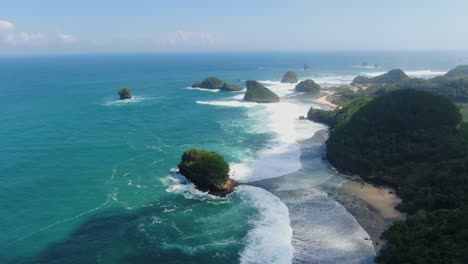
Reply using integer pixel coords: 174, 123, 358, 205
118, 88, 132, 100
295, 79, 321, 93
220, 82, 244, 91
191, 77, 224, 89
178, 149, 235, 196
352, 69, 408, 86
243, 80, 280, 103
281, 71, 298, 83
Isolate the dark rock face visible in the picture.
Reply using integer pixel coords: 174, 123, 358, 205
295, 79, 321, 93
178, 149, 235, 197
281, 71, 298, 83
118, 88, 132, 100
191, 77, 224, 89
220, 82, 244, 91
243, 80, 280, 103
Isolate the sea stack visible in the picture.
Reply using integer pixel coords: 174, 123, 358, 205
243, 80, 280, 103
118, 87, 132, 100
295, 79, 321, 93
281, 71, 298, 83
178, 149, 235, 197
191, 77, 224, 89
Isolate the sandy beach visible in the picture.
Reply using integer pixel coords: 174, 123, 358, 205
313, 90, 337, 109
324, 176, 406, 253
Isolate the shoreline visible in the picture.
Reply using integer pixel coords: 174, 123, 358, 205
324, 176, 405, 253
313, 90, 337, 109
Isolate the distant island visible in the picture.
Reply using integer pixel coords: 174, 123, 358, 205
118, 87, 132, 100
281, 71, 298, 83
192, 77, 244, 91
243, 80, 280, 103
178, 149, 235, 196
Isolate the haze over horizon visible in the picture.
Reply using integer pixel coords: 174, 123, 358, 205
1, 0, 468, 55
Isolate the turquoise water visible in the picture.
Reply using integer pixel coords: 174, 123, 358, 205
1, 52, 466, 263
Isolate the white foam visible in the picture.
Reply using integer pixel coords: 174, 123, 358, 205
102, 96, 146, 106
161, 170, 226, 201
196, 100, 258, 108
185, 87, 219, 92
237, 185, 294, 264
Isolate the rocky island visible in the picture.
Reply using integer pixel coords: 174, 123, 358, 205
192, 77, 244, 91
118, 87, 132, 100
351, 69, 408, 86
281, 70, 298, 83
178, 149, 236, 197
243, 80, 280, 103
295, 79, 321, 93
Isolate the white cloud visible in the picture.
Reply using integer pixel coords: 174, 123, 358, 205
0, 20, 14, 31
4, 32, 46, 45
58, 33, 77, 43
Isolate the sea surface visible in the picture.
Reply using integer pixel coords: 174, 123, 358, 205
1, 52, 466, 264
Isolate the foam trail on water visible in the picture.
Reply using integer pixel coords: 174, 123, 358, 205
185, 87, 219, 92
364, 69, 446, 78
237, 185, 294, 264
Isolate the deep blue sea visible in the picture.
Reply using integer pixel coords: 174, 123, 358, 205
1, 52, 466, 264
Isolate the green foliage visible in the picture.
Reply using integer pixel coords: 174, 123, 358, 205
307, 96, 372, 129
457, 103, 468, 122
220, 82, 244, 91
192, 77, 224, 89
118, 87, 132, 100
243, 80, 280, 103
352, 69, 408, 86
315, 90, 468, 263
444, 65, 468, 78
178, 149, 230, 187
281, 71, 298, 83
295, 79, 321, 93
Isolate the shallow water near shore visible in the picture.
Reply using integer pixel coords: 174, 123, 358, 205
0, 52, 463, 263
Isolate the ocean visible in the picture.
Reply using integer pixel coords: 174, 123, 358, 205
0, 52, 465, 263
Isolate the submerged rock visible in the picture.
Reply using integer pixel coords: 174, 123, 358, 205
295, 79, 321, 93
281, 71, 298, 83
118, 87, 132, 100
178, 149, 235, 196
243, 80, 280, 103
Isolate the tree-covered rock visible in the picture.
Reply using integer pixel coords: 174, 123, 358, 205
295, 79, 321, 93
220, 82, 244, 91
118, 88, 132, 100
191, 77, 224, 89
352, 69, 408, 86
444, 65, 468, 78
178, 149, 235, 196
281, 71, 298, 83
314, 89, 468, 263
243, 80, 280, 103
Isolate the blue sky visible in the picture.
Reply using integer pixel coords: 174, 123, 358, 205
1, 0, 468, 55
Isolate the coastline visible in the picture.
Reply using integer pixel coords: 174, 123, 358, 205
313, 90, 337, 109
323, 176, 405, 253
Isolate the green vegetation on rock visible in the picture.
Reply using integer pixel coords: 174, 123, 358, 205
310, 90, 468, 263
220, 82, 244, 91
444, 64, 468, 78
352, 69, 408, 86
243, 80, 280, 103
118, 87, 132, 100
295, 79, 321, 93
281, 71, 298, 83
178, 149, 234, 196
192, 77, 224, 89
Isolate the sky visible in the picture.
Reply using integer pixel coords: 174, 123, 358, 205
1, 0, 468, 55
